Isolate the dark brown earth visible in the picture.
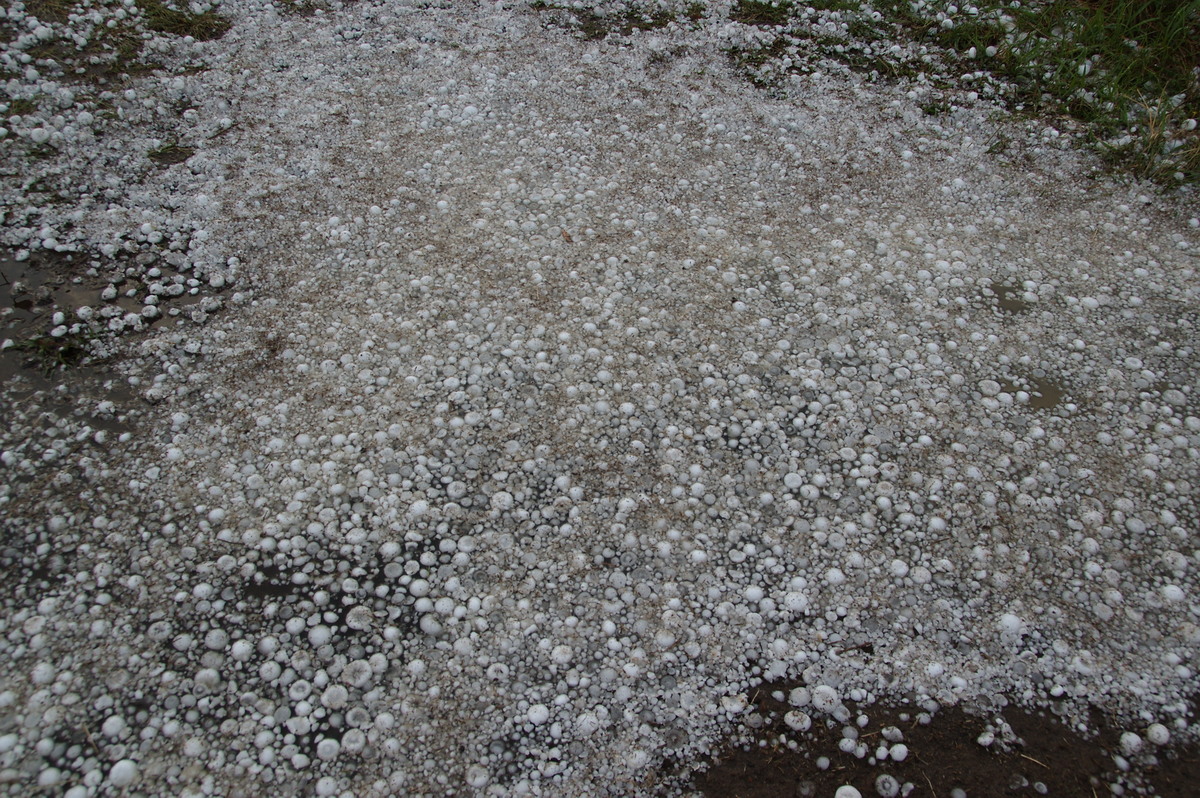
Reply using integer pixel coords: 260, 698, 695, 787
691, 687, 1200, 798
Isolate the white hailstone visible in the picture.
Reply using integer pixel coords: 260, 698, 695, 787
101, 716, 126, 738
1119, 732, 1143, 756
1161, 585, 1185, 603
876, 773, 901, 798
466, 765, 490, 788
315, 777, 338, 797
575, 712, 601, 736
316, 738, 341, 761
925, 662, 945, 678
998, 613, 1023, 635
204, 628, 229, 650
550, 645, 573, 665
309, 625, 333, 646
889, 743, 909, 762
341, 729, 366, 754
289, 680, 312, 701
889, 560, 909, 578
195, 669, 220, 689
527, 704, 550, 725
346, 606, 374, 631
1146, 724, 1170, 746
911, 566, 932, 585
31, 662, 56, 685
789, 687, 811, 707
784, 710, 811, 732
409, 499, 429, 516
825, 568, 846, 586
977, 730, 995, 747
745, 586, 765, 603
409, 579, 431, 597
342, 660, 374, 688
784, 472, 803, 489
979, 379, 1001, 396
108, 759, 139, 787
881, 726, 903, 743
721, 694, 749, 714
783, 592, 809, 613
834, 787, 862, 798
321, 685, 349, 710
491, 491, 514, 511
230, 639, 253, 661
419, 615, 443, 636
811, 686, 839, 713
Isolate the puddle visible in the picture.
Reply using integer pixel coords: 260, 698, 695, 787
2, 250, 208, 387
988, 282, 1030, 313
999, 376, 1065, 409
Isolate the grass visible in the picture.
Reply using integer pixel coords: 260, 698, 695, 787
5, 98, 37, 117
530, 2, 674, 40
730, 1, 794, 27
25, 0, 76, 24
715, 0, 1200, 185
277, 0, 327, 16
13, 331, 97, 375
148, 143, 196, 165
140, 0, 232, 41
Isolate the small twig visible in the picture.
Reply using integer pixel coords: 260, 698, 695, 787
1019, 753, 1049, 769
79, 722, 102, 755
922, 770, 935, 795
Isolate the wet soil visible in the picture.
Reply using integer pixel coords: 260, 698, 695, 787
692, 690, 1200, 798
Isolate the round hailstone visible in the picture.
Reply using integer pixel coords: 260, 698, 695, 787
309, 625, 332, 646
876, 774, 901, 798
811, 685, 839, 713
784, 710, 812, 732
783, 591, 809, 613
342, 659, 374, 688
527, 704, 550, 726
1119, 732, 1143, 756
466, 765, 490, 788
346, 606, 373, 631
101, 716, 126, 738
784, 472, 803, 489
316, 738, 340, 761
1146, 724, 1170, 746
321, 685, 349, 710
834, 787, 862, 798
789, 687, 810, 707
108, 759, 139, 787
998, 613, 1023, 634
889, 743, 909, 762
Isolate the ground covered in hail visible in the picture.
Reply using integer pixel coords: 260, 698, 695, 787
1, 2, 1199, 797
